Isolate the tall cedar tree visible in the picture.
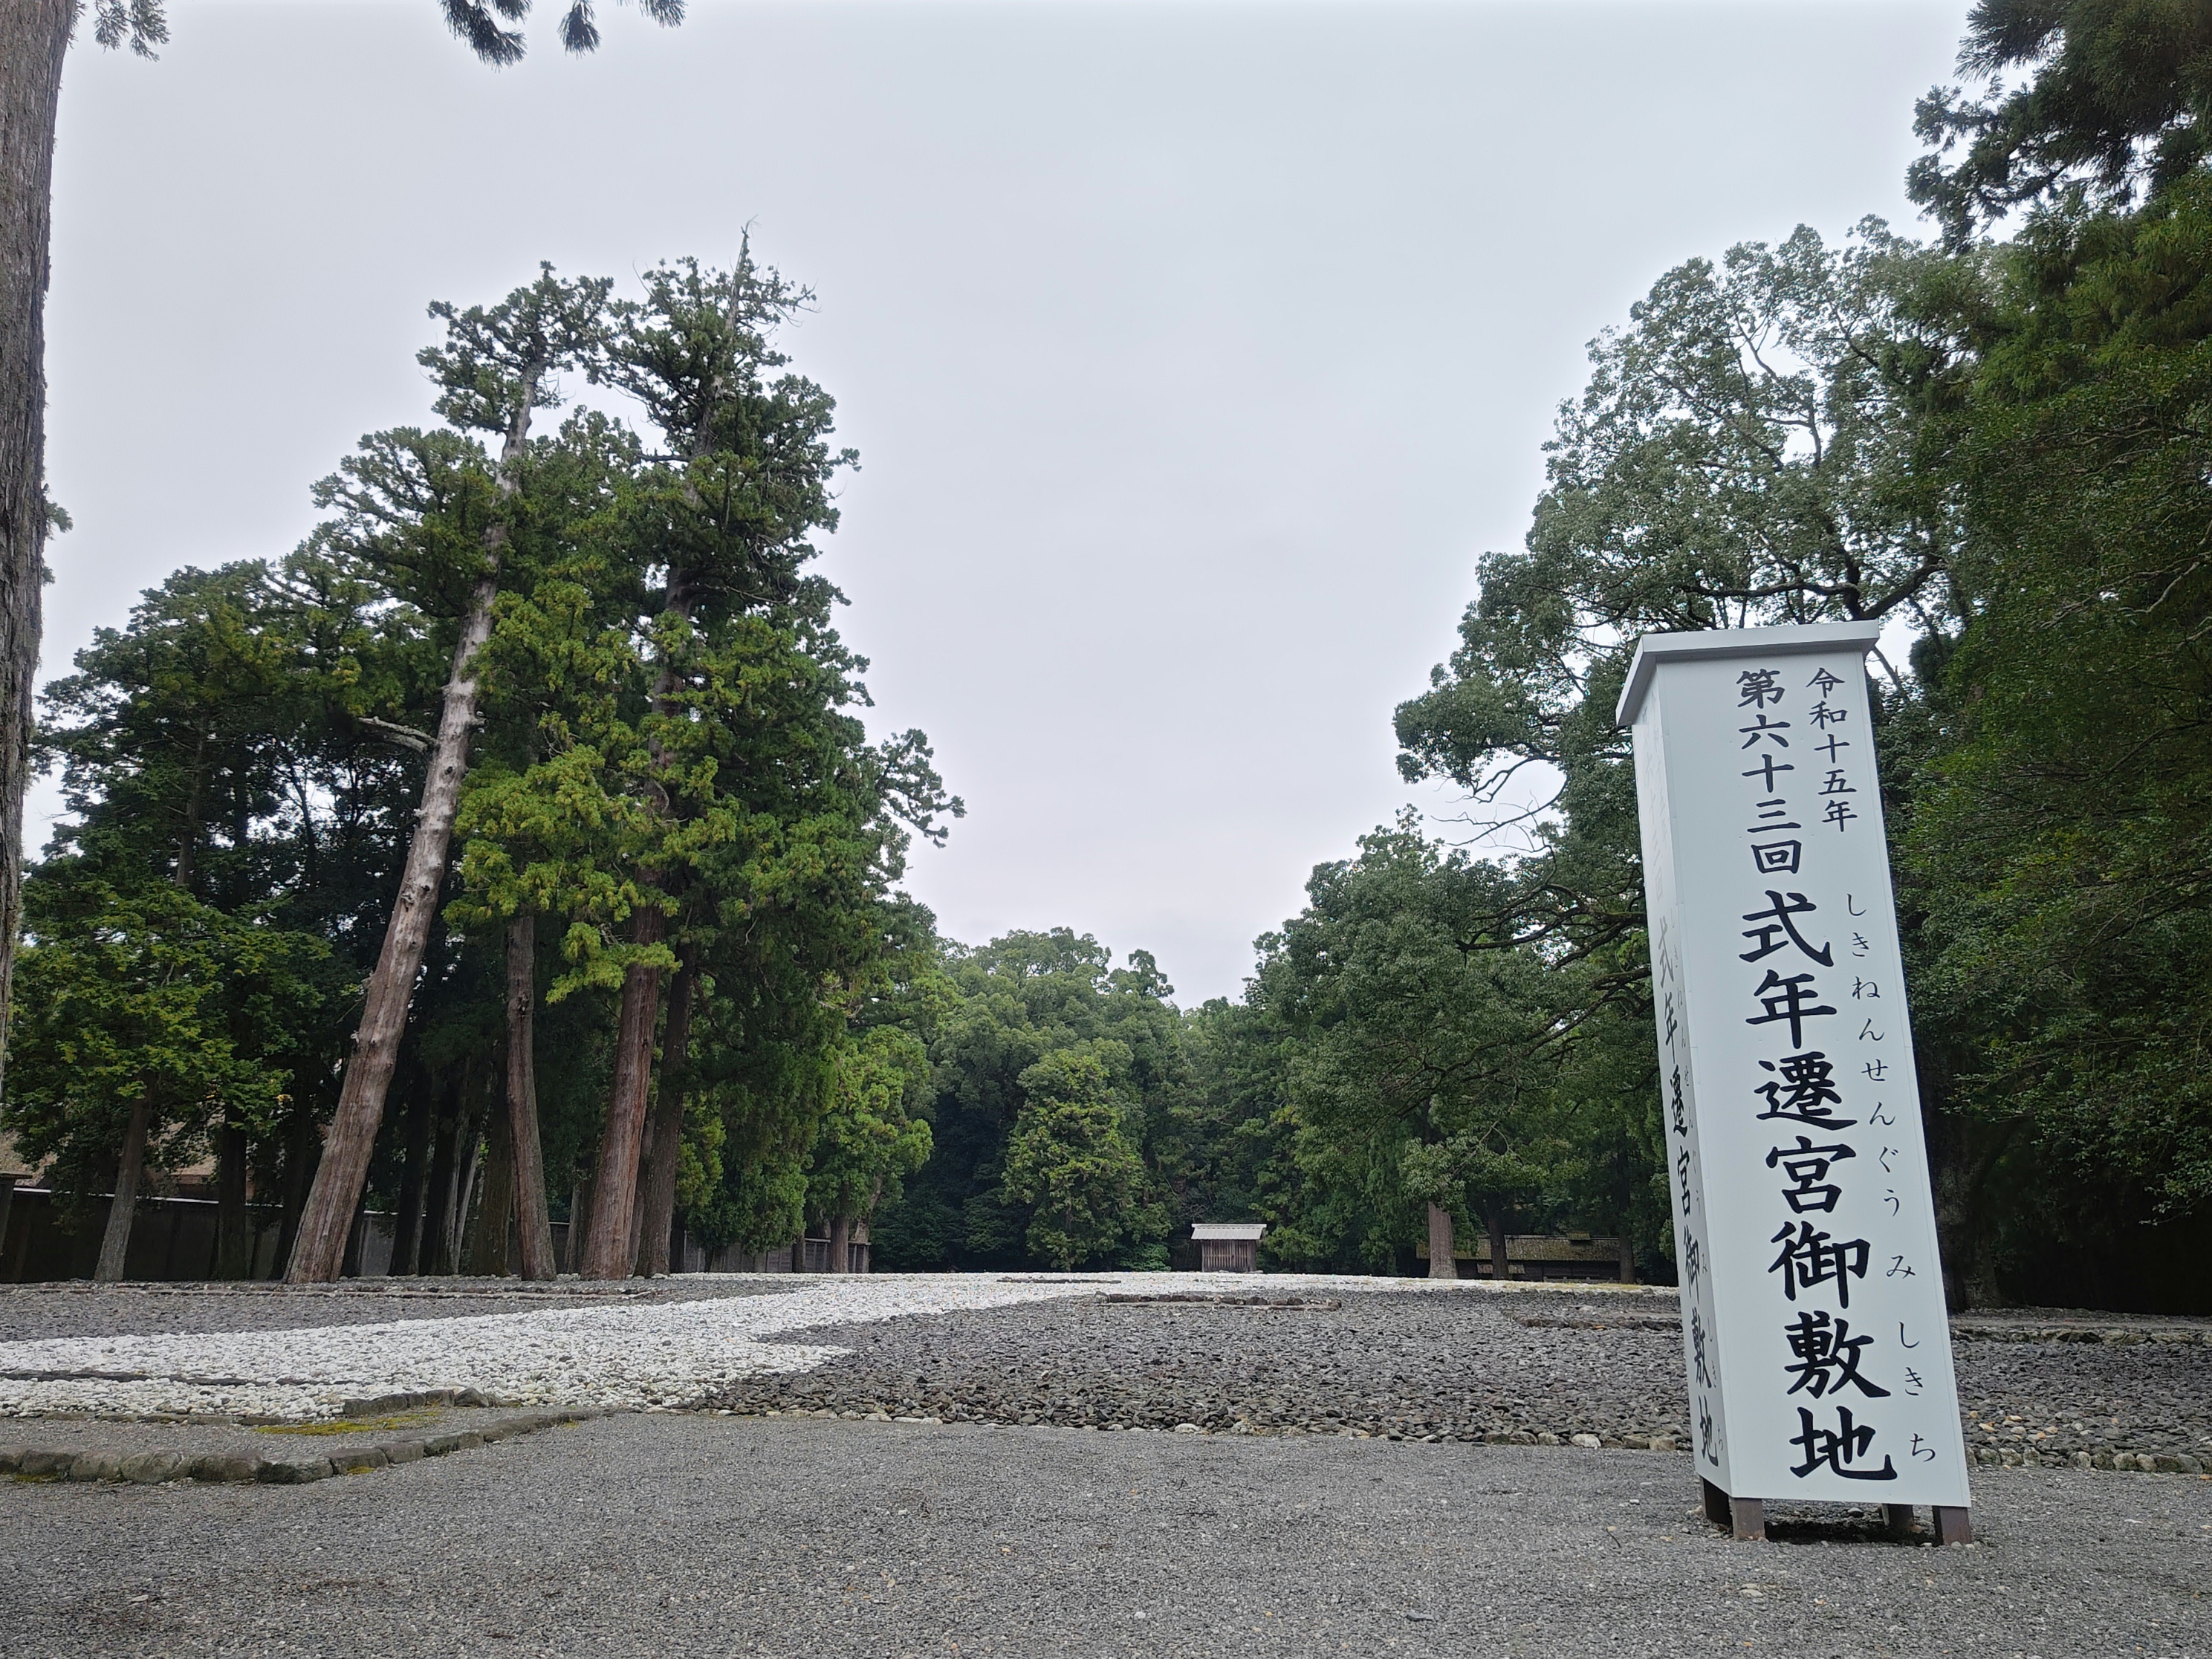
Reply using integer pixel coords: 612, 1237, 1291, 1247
287, 270, 607, 1281
571, 253, 849, 1279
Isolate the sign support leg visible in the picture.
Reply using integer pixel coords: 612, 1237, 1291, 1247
1729, 1495, 1765, 1542
1933, 1505, 1973, 1545
1882, 1504, 1916, 1539
1702, 1478, 1731, 1527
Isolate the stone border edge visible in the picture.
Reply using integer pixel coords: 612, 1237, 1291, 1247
0, 1408, 602, 1487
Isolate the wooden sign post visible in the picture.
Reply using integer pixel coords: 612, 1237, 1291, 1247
1617, 621, 1971, 1543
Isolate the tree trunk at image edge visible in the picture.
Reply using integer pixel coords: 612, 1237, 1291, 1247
581, 905, 666, 1279
633, 952, 698, 1277
506, 912, 557, 1281
285, 395, 539, 1284
94, 1094, 152, 1283
0, 1, 71, 1107
1426, 1203, 1456, 1282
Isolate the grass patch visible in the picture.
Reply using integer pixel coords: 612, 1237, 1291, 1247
253, 1411, 440, 1436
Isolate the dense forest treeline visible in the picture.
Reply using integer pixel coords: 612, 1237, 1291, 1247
5, 1, 2209, 1310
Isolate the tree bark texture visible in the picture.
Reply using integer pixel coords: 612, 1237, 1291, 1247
0, 0, 70, 1108
1425, 1202, 1456, 1281
285, 381, 540, 1283
506, 912, 557, 1281
1483, 1199, 1509, 1284
94, 1094, 152, 1282
214, 1122, 252, 1279
285, 574, 499, 1282
470, 1094, 514, 1276
564, 1172, 594, 1274
827, 1214, 852, 1275
581, 906, 665, 1278
633, 953, 698, 1277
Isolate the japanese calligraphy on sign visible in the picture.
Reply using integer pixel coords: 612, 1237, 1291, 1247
1617, 620, 1968, 1508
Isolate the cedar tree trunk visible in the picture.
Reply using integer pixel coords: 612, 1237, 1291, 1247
0, 1, 70, 1106
470, 1096, 514, 1276
390, 1070, 432, 1276
581, 906, 665, 1277
633, 952, 698, 1277
93, 1092, 152, 1282
450, 1113, 483, 1269
1483, 1198, 1509, 1284
1425, 1202, 1456, 1281
214, 1121, 253, 1279
506, 912, 557, 1280
564, 1171, 594, 1274
827, 1213, 851, 1275
420, 1077, 460, 1276
273, 1096, 320, 1274
285, 378, 542, 1282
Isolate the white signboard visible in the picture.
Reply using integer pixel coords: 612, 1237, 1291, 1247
1618, 620, 1969, 1508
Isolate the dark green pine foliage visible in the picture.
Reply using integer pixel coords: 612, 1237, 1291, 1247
1911, 0, 2212, 246
1902, 175, 2212, 1308
18, 556, 437, 1269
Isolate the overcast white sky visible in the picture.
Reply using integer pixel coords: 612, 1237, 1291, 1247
41, 0, 1968, 1003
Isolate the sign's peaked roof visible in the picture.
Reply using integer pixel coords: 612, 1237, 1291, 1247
1614, 620, 1885, 727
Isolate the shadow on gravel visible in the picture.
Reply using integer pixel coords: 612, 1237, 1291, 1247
1759, 1506, 1939, 1547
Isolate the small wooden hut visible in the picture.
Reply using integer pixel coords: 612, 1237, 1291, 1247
1190, 1221, 1265, 1272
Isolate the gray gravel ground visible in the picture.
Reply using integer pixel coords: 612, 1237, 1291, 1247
2, 1413, 2206, 1658
710, 1288, 2212, 1464
0, 1277, 784, 1343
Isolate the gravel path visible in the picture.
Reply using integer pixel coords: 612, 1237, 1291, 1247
0, 1275, 1149, 1419
710, 1286, 2212, 1467
0, 1273, 1483, 1421
0, 1277, 781, 1344
2, 1413, 2205, 1658
716, 1286, 1694, 1447
3, 1277, 2206, 1473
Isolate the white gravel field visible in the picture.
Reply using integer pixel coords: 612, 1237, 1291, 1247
0, 1271, 1520, 1421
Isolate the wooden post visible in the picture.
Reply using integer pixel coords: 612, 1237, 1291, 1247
1933, 1506, 1973, 1545
1882, 1504, 1916, 1539
1729, 1495, 1765, 1542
